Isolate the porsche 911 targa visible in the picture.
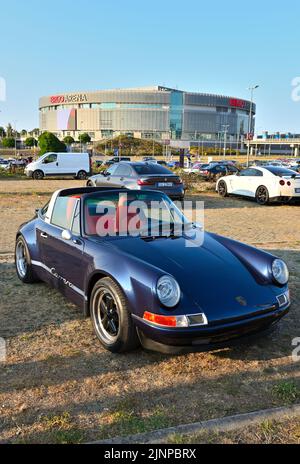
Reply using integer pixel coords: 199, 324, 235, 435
15, 187, 290, 354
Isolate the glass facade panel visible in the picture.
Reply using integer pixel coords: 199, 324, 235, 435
170, 91, 183, 140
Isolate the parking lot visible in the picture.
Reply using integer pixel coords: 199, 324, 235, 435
0, 179, 299, 443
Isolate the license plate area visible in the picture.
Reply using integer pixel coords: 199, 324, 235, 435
157, 182, 173, 187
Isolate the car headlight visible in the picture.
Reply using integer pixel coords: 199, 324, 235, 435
156, 275, 181, 308
272, 259, 289, 285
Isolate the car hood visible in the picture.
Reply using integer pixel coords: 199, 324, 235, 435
104, 232, 279, 321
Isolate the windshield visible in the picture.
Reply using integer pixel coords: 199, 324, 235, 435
84, 191, 190, 237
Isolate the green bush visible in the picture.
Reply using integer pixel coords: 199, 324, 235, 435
25, 137, 37, 147
63, 136, 75, 145
2, 137, 15, 148
38, 132, 66, 156
78, 133, 91, 144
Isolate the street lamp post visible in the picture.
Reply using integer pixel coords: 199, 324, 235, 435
247, 85, 259, 167
222, 125, 230, 158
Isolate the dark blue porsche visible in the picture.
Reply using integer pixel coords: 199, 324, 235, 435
15, 187, 291, 354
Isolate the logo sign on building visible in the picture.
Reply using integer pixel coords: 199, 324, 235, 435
229, 98, 246, 109
50, 94, 88, 105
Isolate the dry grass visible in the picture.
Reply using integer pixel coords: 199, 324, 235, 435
0, 178, 299, 444
169, 416, 300, 444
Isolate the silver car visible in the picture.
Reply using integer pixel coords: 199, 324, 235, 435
87, 162, 185, 199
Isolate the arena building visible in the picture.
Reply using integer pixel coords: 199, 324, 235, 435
39, 86, 255, 144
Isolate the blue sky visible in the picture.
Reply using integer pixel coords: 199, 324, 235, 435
0, 0, 299, 133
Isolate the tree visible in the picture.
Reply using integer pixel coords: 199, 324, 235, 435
21, 129, 28, 137
63, 136, 75, 145
0, 127, 6, 138
25, 137, 37, 147
6, 123, 13, 137
38, 132, 66, 156
2, 137, 15, 148
78, 133, 91, 144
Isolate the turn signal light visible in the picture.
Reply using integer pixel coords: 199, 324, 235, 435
143, 311, 177, 327
143, 311, 189, 328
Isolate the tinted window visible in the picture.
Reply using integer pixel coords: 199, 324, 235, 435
133, 164, 172, 175
265, 167, 298, 177
51, 197, 77, 229
240, 168, 260, 177
114, 164, 133, 177
43, 154, 57, 164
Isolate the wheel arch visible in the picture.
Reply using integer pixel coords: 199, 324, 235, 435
84, 270, 127, 318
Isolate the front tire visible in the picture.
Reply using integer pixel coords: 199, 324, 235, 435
32, 170, 44, 180
15, 236, 40, 283
90, 277, 140, 353
218, 180, 228, 197
256, 186, 269, 205
77, 170, 87, 180
86, 180, 95, 187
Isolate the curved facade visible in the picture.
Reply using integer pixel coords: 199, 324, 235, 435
39, 86, 255, 143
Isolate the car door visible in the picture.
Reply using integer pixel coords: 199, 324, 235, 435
230, 168, 256, 196
36, 196, 88, 306
41, 153, 58, 175
95, 164, 119, 187
113, 163, 134, 188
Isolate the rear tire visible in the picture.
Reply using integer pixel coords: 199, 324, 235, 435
77, 170, 87, 180
90, 277, 140, 353
32, 170, 44, 180
15, 236, 40, 283
256, 186, 269, 205
218, 180, 228, 197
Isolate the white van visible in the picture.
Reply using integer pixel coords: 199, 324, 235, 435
25, 152, 91, 180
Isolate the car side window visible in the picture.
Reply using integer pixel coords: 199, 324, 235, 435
72, 201, 81, 235
51, 196, 77, 230
114, 164, 132, 177
240, 168, 257, 177
253, 169, 263, 177
43, 154, 57, 164
106, 165, 118, 176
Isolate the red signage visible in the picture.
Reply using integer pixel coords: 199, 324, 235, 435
50, 95, 65, 104
50, 94, 88, 105
229, 98, 246, 109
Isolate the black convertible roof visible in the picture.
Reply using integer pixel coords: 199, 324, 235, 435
58, 187, 129, 197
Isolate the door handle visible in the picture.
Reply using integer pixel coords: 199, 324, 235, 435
40, 232, 48, 239
120, 177, 124, 181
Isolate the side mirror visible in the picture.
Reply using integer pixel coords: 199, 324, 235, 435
101, 170, 108, 176
62, 230, 72, 241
